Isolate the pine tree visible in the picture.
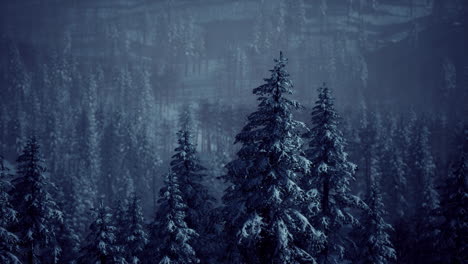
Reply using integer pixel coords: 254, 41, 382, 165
221, 52, 324, 264
170, 106, 215, 262
113, 199, 129, 263
356, 103, 382, 196
349, 161, 395, 264
102, 111, 127, 203
78, 201, 125, 264
412, 125, 440, 264
0, 155, 20, 264
381, 115, 408, 221
10, 136, 63, 264
123, 194, 149, 264
55, 216, 81, 264
83, 73, 100, 202
54, 183, 81, 263
304, 84, 365, 264
436, 146, 467, 263
146, 172, 200, 264
390, 114, 414, 263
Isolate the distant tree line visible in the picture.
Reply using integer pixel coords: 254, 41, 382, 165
1, 53, 466, 264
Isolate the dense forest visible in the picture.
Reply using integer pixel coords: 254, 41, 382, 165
0, 0, 467, 263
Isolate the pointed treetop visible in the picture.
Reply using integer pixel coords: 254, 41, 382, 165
274, 50, 288, 69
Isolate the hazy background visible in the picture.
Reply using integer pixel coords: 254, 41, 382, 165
0, 0, 467, 214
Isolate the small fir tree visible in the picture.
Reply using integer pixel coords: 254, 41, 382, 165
124, 194, 149, 264
146, 172, 200, 264
78, 201, 124, 264
10, 136, 63, 264
113, 199, 129, 262
170, 106, 215, 261
436, 146, 467, 263
412, 125, 440, 264
304, 84, 365, 264
0, 155, 20, 264
349, 161, 396, 264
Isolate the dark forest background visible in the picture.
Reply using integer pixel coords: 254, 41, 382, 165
0, 0, 466, 263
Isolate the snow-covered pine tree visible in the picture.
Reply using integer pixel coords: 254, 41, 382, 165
54, 183, 81, 263
304, 84, 365, 264
436, 145, 467, 263
123, 194, 148, 264
55, 215, 81, 264
145, 172, 199, 264
10, 136, 63, 264
390, 114, 414, 263
102, 111, 128, 203
82, 73, 100, 202
349, 162, 395, 264
411, 125, 440, 264
170, 106, 215, 262
381, 115, 408, 221
356, 102, 382, 196
221, 52, 324, 264
0, 155, 20, 264
78, 201, 124, 264
112, 199, 129, 263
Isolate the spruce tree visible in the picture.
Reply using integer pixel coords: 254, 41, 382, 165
78, 201, 124, 264
390, 114, 413, 263
221, 52, 324, 264
356, 103, 382, 196
170, 106, 215, 261
146, 172, 199, 264
304, 84, 365, 264
349, 161, 395, 264
112, 199, 129, 263
412, 125, 440, 264
0, 155, 20, 264
381, 115, 408, 221
55, 216, 81, 264
10, 136, 63, 264
436, 146, 467, 263
358, 184, 395, 264
54, 184, 81, 264
123, 194, 149, 264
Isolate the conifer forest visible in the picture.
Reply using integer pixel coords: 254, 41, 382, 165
0, 0, 467, 263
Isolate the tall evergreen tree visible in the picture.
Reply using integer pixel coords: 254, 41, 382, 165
436, 145, 467, 263
123, 194, 149, 264
170, 106, 215, 261
390, 114, 413, 263
304, 84, 365, 264
221, 52, 324, 264
146, 172, 199, 264
349, 161, 395, 264
102, 111, 128, 203
0, 155, 20, 264
55, 215, 81, 264
54, 182, 81, 263
412, 125, 440, 264
78, 201, 125, 264
381, 115, 408, 221
356, 103, 381, 196
10, 136, 63, 264
82, 73, 100, 203
112, 199, 130, 263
